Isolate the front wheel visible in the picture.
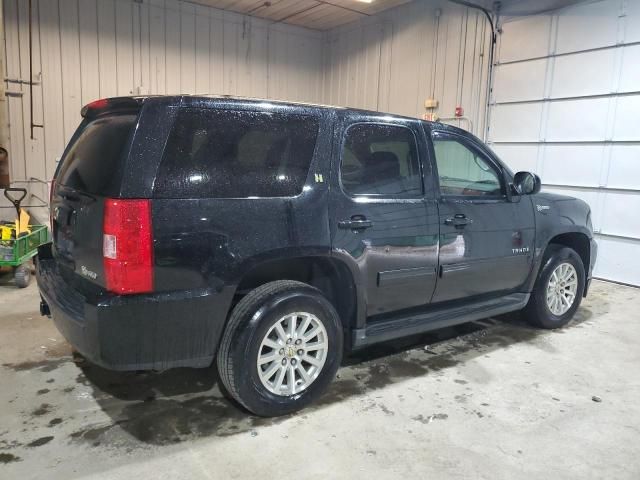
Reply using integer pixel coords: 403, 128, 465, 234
217, 281, 343, 417
524, 245, 585, 329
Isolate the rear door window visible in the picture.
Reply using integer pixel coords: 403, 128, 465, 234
154, 108, 320, 198
56, 114, 138, 195
340, 123, 422, 197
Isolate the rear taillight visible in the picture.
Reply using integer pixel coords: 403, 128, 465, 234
103, 199, 153, 294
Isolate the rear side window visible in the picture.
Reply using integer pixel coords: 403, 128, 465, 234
154, 108, 320, 198
56, 114, 137, 194
340, 123, 422, 197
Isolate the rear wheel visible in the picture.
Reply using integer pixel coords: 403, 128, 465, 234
524, 245, 585, 329
217, 280, 343, 417
14, 264, 31, 288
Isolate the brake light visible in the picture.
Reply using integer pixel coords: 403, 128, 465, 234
103, 199, 153, 294
81, 98, 109, 117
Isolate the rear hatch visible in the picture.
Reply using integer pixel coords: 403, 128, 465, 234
51, 99, 142, 293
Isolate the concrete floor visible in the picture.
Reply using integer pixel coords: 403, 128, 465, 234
1, 274, 639, 480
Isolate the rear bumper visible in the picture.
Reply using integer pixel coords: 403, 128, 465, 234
36, 249, 234, 371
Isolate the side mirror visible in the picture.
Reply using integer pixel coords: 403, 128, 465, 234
513, 171, 541, 195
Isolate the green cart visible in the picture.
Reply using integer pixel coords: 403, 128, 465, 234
0, 188, 50, 288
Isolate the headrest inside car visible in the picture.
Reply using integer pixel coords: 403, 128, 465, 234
363, 151, 400, 182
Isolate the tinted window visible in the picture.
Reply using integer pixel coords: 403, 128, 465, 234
432, 134, 503, 196
57, 114, 137, 194
154, 108, 319, 198
340, 124, 422, 197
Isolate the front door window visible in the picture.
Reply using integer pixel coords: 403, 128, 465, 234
432, 134, 503, 197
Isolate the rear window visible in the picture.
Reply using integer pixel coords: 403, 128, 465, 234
154, 108, 319, 198
56, 114, 138, 195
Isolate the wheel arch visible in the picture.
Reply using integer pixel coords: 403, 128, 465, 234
547, 232, 591, 280
233, 254, 361, 336
527, 230, 592, 296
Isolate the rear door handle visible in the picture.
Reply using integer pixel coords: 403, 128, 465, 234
444, 214, 471, 228
339, 216, 373, 230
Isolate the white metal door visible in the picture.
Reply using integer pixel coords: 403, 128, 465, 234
488, 0, 640, 286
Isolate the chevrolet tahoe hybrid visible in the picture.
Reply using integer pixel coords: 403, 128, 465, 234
37, 96, 597, 416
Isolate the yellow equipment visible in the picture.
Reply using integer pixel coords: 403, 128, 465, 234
0, 209, 31, 240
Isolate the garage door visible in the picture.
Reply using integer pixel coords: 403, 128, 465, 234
488, 0, 640, 286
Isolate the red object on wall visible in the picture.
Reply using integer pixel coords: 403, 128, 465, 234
455, 106, 464, 117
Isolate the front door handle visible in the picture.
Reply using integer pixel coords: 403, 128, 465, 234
339, 215, 373, 230
444, 214, 471, 228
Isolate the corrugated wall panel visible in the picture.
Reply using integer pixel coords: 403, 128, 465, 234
489, 0, 640, 286
115, 0, 135, 96
38, 0, 65, 180
3, 0, 324, 202
322, 0, 491, 138
59, 0, 82, 142
18, 0, 46, 206
97, 0, 119, 98
149, 1, 167, 94
78, 0, 101, 105
180, 3, 197, 94
4, 0, 24, 182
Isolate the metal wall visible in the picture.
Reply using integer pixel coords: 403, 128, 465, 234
489, 0, 640, 286
2, 0, 324, 212
323, 0, 492, 137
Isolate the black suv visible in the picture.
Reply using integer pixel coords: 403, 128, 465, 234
37, 96, 597, 416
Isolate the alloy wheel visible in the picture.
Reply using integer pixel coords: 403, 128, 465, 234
256, 312, 328, 396
546, 262, 578, 316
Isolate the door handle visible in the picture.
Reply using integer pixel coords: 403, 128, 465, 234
444, 214, 471, 228
339, 216, 373, 230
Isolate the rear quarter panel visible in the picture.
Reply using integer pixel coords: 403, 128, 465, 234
149, 100, 335, 298
152, 193, 332, 292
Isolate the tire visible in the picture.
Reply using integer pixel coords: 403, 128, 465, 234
217, 280, 343, 417
14, 264, 31, 288
524, 245, 585, 329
